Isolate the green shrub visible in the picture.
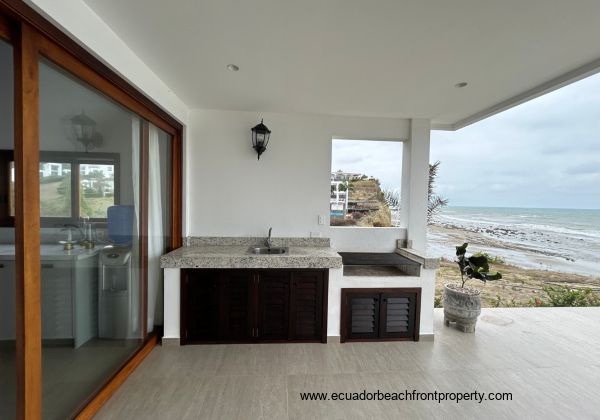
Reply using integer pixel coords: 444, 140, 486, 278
489, 294, 521, 308
473, 252, 505, 264
538, 285, 600, 307
434, 296, 443, 308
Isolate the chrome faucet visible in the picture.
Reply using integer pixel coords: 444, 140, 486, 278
266, 227, 273, 248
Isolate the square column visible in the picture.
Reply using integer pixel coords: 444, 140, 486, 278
401, 119, 431, 252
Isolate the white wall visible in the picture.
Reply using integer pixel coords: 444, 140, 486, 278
26, 0, 189, 125
187, 109, 410, 251
329, 227, 407, 252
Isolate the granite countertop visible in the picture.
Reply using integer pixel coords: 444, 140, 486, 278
161, 237, 342, 269
0, 244, 103, 261
395, 246, 440, 269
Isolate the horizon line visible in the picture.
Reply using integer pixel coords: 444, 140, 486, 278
445, 205, 600, 211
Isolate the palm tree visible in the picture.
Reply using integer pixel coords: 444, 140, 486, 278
427, 161, 448, 223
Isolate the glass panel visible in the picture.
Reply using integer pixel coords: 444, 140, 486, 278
40, 162, 71, 217
79, 163, 115, 218
147, 124, 171, 333
39, 58, 143, 419
0, 38, 16, 420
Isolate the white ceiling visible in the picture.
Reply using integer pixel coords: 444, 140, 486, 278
83, 0, 600, 128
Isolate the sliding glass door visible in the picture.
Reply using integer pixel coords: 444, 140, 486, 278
0, 5, 182, 418
38, 59, 145, 419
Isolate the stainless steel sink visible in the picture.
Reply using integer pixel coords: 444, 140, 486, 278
248, 246, 289, 255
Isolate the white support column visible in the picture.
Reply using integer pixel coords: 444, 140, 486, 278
406, 118, 431, 252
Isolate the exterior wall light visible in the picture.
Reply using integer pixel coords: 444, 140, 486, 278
250, 119, 271, 160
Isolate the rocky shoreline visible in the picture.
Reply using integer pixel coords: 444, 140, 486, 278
427, 223, 599, 277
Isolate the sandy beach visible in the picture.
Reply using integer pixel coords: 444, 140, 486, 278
428, 224, 600, 307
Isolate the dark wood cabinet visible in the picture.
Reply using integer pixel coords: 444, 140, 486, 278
257, 271, 291, 340
340, 288, 420, 342
219, 270, 253, 341
181, 270, 220, 342
290, 271, 325, 340
181, 269, 327, 344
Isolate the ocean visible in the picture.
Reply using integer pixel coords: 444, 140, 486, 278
427, 206, 600, 277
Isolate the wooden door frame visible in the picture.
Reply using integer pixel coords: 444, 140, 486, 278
1, 1, 184, 418
14, 21, 42, 420
0, 10, 13, 40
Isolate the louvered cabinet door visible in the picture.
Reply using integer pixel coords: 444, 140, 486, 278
290, 271, 324, 340
220, 270, 253, 341
181, 270, 219, 343
256, 271, 291, 340
341, 288, 421, 342
380, 293, 416, 339
347, 293, 380, 339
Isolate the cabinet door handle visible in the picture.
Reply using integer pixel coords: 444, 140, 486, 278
41, 263, 54, 269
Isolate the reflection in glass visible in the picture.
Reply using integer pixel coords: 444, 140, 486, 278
79, 163, 115, 218
8, 161, 14, 217
39, 59, 143, 419
39, 162, 72, 217
0, 38, 16, 420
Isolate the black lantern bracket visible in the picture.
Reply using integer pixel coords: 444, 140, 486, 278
250, 118, 271, 160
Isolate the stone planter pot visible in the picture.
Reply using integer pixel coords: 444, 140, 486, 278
443, 283, 481, 333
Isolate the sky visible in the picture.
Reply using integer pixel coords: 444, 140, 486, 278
332, 72, 600, 209
331, 139, 402, 191
431, 72, 600, 209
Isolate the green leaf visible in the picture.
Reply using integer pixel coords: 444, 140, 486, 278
455, 243, 468, 257
468, 255, 489, 272
482, 272, 502, 281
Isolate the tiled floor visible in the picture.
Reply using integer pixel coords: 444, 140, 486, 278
97, 308, 600, 419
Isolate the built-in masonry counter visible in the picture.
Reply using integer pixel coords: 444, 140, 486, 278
160, 237, 440, 344
160, 237, 343, 269
160, 237, 342, 344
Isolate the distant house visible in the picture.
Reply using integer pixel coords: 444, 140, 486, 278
330, 180, 349, 216
39, 162, 67, 178
80, 164, 114, 178
330, 170, 363, 182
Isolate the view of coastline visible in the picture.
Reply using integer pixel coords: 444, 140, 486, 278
428, 206, 600, 307
428, 206, 600, 277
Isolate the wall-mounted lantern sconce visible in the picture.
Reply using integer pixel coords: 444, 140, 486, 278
71, 110, 102, 152
250, 119, 271, 160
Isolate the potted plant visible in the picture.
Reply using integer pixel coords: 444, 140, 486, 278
443, 243, 502, 333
